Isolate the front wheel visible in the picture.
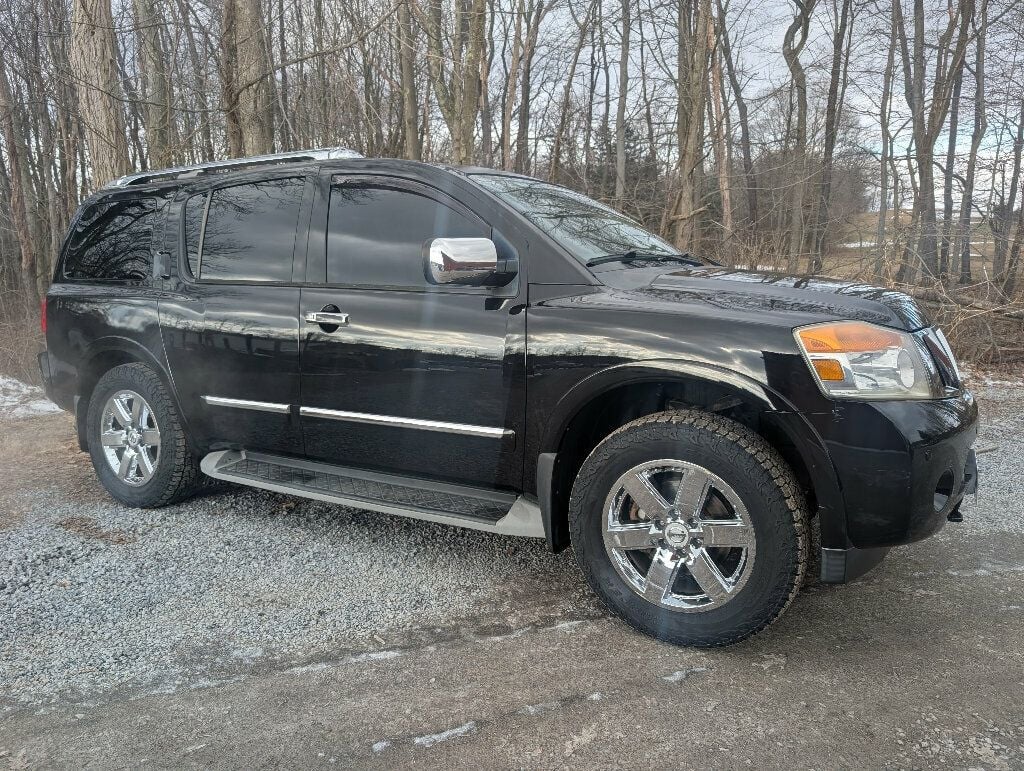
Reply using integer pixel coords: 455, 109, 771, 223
569, 410, 809, 647
86, 362, 203, 508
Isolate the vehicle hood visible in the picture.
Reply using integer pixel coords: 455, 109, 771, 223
602, 266, 930, 331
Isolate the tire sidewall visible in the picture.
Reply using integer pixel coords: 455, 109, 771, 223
87, 365, 182, 508
570, 416, 803, 646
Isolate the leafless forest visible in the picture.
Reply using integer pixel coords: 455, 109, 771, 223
1, 0, 1023, 379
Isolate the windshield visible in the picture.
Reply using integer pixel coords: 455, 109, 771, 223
471, 174, 678, 265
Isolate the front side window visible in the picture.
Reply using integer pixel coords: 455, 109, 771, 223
327, 178, 488, 288
191, 177, 304, 282
64, 197, 161, 282
471, 174, 676, 265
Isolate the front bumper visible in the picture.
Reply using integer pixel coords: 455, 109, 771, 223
809, 388, 978, 573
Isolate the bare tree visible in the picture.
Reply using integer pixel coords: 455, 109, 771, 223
70, 0, 131, 184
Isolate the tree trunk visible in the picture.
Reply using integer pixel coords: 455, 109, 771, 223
716, 0, 756, 230
550, 1, 593, 182
710, 23, 733, 247
782, 0, 817, 272
220, 0, 244, 156
515, 1, 545, 174
669, 0, 712, 251
232, 0, 275, 155
938, 66, 963, 278
810, 0, 852, 273
500, 1, 524, 170
875, 16, 896, 277
614, 0, 630, 200
0, 56, 40, 304
70, 0, 131, 186
956, 0, 987, 285
134, 0, 172, 167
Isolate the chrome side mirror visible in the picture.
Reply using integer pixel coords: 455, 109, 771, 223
425, 237, 512, 286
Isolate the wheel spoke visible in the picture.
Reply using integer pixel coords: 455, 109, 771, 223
622, 472, 672, 521
686, 548, 731, 601
643, 547, 683, 603
139, 403, 151, 430
101, 430, 127, 448
137, 450, 156, 481
130, 395, 143, 426
112, 397, 133, 427
141, 429, 161, 448
117, 448, 136, 480
606, 523, 656, 550
674, 467, 711, 517
700, 520, 753, 548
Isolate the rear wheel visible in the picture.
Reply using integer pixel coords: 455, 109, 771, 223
86, 363, 203, 507
569, 410, 809, 647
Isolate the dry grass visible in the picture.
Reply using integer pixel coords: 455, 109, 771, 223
0, 315, 43, 386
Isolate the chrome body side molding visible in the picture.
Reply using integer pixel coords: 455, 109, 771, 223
202, 395, 291, 414
299, 406, 513, 439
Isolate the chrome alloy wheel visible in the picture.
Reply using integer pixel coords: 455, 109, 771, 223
602, 459, 756, 612
99, 390, 161, 487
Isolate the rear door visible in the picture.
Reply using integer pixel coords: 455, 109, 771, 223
159, 172, 313, 455
297, 172, 526, 490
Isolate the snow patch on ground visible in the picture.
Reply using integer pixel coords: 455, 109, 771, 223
0, 375, 61, 419
413, 721, 477, 747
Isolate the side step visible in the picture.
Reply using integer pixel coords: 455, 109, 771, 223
200, 449, 545, 538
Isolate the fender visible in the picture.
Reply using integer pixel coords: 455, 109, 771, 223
538, 358, 850, 550
74, 335, 196, 454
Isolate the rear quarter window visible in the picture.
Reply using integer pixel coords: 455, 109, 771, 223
63, 197, 161, 282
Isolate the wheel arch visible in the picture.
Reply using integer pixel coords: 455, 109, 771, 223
536, 360, 846, 553
74, 337, 182, 452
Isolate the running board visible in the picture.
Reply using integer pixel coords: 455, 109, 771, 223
200, 449, 544, 538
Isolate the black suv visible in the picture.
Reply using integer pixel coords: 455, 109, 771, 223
39, 148, 979, 647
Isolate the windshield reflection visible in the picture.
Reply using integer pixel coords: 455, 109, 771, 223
472, 174, 676, 265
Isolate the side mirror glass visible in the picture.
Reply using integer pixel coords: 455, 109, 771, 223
425, 237, 513, 286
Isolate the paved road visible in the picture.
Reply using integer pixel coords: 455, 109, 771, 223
1, 378, 1022, 769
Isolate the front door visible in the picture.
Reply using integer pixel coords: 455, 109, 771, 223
160, 173, 313, 455
298, 173, 525, 490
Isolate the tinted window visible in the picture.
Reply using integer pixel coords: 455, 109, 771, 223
199, 178, 303, 282
64, 197, 161, 282
183, 193, 206, 278
327, 180, 487, 287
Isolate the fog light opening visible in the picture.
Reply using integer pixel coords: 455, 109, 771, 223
933, 470, 955, 513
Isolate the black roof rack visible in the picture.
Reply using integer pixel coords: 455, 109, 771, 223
104, 147, 362, 188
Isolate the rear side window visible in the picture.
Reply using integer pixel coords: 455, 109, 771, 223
189, 177, 304, 283
327, 179, 488, 288
183, 193, 205, 278
63, 197, 161, 282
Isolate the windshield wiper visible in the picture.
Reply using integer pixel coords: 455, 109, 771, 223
584, 250, 703, 268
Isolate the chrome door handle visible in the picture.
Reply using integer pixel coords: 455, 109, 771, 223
304, 311, 350, 326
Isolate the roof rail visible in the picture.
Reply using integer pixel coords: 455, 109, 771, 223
105, 147, 363, 188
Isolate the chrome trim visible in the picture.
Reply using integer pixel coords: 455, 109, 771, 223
304, 311, 350, 326
202, 396, 291, 414
603, 459, 755, 613
299, 406, 513, 438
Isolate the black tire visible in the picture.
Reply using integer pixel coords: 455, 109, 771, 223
86, 362, 204, 508
569, 410, 809, 647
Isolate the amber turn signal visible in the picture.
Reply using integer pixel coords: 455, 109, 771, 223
811, 358, 845, 381
797, 321, 901, 353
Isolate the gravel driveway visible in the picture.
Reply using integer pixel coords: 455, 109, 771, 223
1, 375, 1022, 768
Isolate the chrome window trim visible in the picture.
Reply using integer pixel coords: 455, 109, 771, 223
202, 396, 291, 414
299, 406, 513, 439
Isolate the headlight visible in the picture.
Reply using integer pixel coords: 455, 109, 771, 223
794, 321, 943, 400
